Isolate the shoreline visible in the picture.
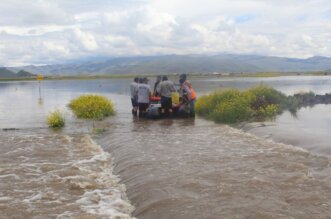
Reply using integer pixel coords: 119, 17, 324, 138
1, 71, 331, 82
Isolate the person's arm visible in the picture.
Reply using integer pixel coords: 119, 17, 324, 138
135, 85, 139, 98
184, 84, 192, 100
156, 82, 162, 95
171, 82, 176, 92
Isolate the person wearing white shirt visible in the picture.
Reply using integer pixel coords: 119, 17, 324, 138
137, 77, 151, 117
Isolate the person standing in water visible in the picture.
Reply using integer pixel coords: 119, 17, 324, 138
153, 75, 161, 97
157, 76, 176, 116
179, 74, 197, 115
130, 77, 139, 116
178, 78, 191, 115
137, 77, 151, 117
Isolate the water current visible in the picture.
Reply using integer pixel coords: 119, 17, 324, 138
1, 76, 331, 218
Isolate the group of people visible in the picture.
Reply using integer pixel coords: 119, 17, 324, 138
130, 74, 197, 117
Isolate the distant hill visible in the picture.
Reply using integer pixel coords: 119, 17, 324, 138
8, 54, 331, 76
0, 68, 35, 78
16, 70, 36, 77
0, 68, 17, 78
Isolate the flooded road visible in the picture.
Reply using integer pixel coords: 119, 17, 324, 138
0, 130, 134, 218
1, 76, 331, 218
95, 105, 331, 218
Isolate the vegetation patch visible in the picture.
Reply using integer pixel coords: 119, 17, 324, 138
69, 94, 115, 120
47, 109, 65, 128
196, 86, 326, 124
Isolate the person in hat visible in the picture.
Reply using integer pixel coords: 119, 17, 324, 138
137, 77, 151, 117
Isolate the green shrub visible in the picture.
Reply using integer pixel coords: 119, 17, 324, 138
196, 86, 326, 123
47, 109, 65, 128
196, 89, 253, 116
69, 94, 115, 120
254, 104, 279, 118
196, 89, 254, 123
195, 94, 215, 116
196, 86, 287, 123
245, 86, 286, 109
210, 96, 252, 123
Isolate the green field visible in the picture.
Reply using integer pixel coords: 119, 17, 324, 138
0, 71, 330, 82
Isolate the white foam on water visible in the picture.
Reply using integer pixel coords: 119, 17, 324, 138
72, 135, 135, 218
0, 173, 20, 180
77, 189, 135, 219
0, 133, 135, 218
228, 125, 311, 154
0, 197, 12, 202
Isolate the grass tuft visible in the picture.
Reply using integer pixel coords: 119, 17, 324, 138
47, 109, 65, 128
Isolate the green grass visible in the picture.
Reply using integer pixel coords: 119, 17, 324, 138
196, 89, 254, 123
69, 94, 115, 120
196, 86, 308, 123
47, 109, 65, 128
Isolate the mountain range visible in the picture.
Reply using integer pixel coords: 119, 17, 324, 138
8, 54, 331, 76
0, 68, 36, 78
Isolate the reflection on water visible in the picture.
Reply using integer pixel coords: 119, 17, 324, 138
192, 75, 331, 95
242, 104, 331, 155
1, 76, 331, 218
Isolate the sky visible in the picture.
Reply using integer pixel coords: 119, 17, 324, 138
0, 0, 330, 66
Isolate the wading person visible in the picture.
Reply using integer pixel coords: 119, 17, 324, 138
178, 78, 191, 116
157, 76, 176, 116
130, 77, 139, 116
137, 77, 151, 117
179, 74, 197, 116
153, 75, 161, 97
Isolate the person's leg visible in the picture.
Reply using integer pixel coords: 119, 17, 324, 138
138, 103, 143, 117
161, 96, 166, 114
139, 103, 149, 117
131, 98, 138, 116
190, 99, 196, 116
164, 97, 172, 116
168, 97, 173, 113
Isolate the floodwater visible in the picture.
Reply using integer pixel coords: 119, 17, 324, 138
1, 76, 331, 218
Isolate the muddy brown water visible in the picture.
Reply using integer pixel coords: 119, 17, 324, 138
95, 113, 331, 219
1, 78, 331, 218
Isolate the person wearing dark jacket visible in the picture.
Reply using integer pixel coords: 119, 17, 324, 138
153, 75, 161, 96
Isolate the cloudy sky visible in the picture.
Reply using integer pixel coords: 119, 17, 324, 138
0, 0, 330, 66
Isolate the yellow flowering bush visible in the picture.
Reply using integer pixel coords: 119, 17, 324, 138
69, 94, 115, 120
196, 86, 285, 123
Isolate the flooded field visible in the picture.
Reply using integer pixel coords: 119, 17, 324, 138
1, 76, 331, 218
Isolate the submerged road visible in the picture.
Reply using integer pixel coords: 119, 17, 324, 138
96, 111, 331, 219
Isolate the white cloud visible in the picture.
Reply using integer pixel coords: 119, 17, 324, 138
73, 28, 98, 51
0, 0, 330, 66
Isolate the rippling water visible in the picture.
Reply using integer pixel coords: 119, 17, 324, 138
1, 77, 331, 218
0, 131, 134, 218
97, 120, 331, 218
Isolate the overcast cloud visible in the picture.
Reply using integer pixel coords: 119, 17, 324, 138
0, 0, 330, 66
